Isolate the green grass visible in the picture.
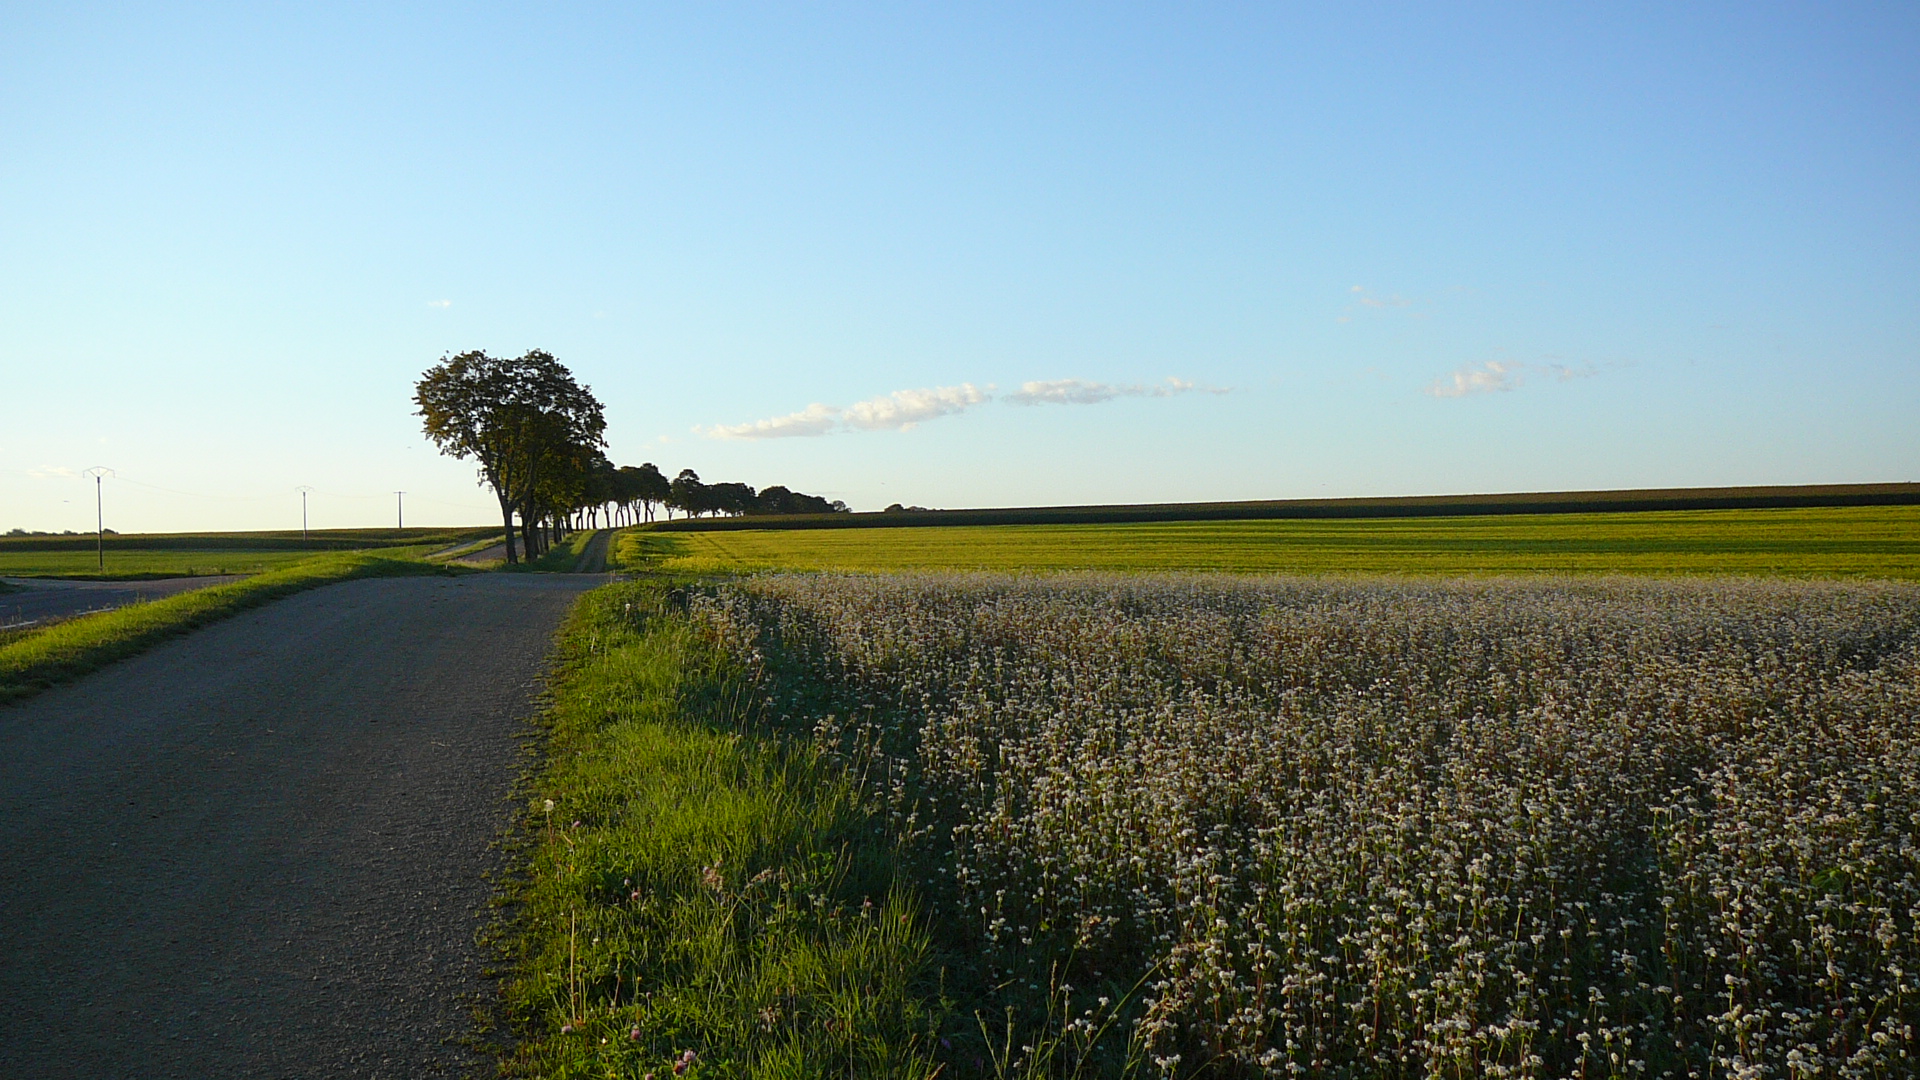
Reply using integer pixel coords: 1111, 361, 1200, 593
0, 550, 449, 703
518, 529, 601, 573
498, 580, 944, 1078
617, 505, 1920, 578
0, 527, 494, 580
0, 548, 338, 579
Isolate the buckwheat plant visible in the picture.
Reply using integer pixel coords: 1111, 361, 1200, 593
694, 574, 1920, 1079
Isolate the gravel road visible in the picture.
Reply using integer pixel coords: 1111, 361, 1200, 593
0, 572, 601, 1078
1, 575, 243, 629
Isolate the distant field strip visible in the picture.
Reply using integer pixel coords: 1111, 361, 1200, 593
0, 549, 330, 579
0, 527, 493, 580
620, 505, 1920, 577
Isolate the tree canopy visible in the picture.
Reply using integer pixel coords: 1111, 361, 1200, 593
415, 349, 606, 563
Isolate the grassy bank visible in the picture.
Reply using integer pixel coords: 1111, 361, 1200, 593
499, 580, 945, 1079
0, 551, 446, 703
619, 504, 1920, 577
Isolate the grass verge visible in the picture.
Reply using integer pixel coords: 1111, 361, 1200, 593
0, 551, 447, 704
497, 579, 945, 1079
519, 529, 601, 573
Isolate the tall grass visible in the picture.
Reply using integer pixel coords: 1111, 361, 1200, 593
0, 550, 443, 702
499, 581, 946, 1078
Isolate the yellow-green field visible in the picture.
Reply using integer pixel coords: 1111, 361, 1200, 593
616, 505, 1920, 577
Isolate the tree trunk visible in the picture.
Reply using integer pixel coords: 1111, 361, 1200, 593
498, 497, 518, 564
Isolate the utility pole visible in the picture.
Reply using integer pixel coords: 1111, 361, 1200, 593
83, 467, 114, 571
395, 491, 405, 531
295, 486, 314, 542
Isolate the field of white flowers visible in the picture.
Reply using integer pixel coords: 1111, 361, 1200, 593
695, 573, 1920, 1079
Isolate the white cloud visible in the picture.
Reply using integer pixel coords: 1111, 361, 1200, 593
699, 402, 841, 440
1005, 378, 1122, 405
1352, 287, 1412, 309
698, 384, 988, 440
427, 299, 452, 309
1005, 376, 1210, 405
1425, 356, 1620, 399
1542, 361, 1600, 382
26, 465, 79, 479
842, 383, 988, 431
699, 375, 1219, 440
1426, 360, 1524, 398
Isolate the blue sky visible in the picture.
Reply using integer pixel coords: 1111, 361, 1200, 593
3, 3, 1916, 532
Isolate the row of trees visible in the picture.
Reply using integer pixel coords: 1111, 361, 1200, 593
416, 351, 845, 563
576, 463, 846, 527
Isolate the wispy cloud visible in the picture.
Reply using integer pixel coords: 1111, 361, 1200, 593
1340, 285, 1430, 324
1427, 360, 1524, 398
843, 384, 989, 431
1425, 358, 1612, 398
1540, 360, 1600, 382
700, 384, 989, 440
1006, 377, 1219, 405
26, 465, 79, 479
1350, 285, 1412, 309
700, 376, 1216, 439
427, 299, 452, 309
701, 403, 841, 440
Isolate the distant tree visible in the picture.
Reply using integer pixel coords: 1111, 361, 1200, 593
415, 350, 526, 562
635, 463, 669, 521
583, 456, 620, 528
667, 469, 708, 518
747, 485, 846, 515
754, 485, 796, 515
709, 482, 756, 516
415, 349, 605, 562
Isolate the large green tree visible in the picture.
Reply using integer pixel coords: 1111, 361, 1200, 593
414, 349, 605, 563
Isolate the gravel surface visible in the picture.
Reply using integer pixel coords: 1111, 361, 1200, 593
0, 572, 601, 1078
1, 575, 244, 629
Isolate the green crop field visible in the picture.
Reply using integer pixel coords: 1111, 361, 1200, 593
617, 504, 1920, 577
0, 527, 495, 580
0, 548, 332, 578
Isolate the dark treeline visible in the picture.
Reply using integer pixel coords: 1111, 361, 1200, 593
578, 462, 847, 527
415, 350, 845, 564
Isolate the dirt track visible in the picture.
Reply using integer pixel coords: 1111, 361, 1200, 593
0, 572, 600, 1078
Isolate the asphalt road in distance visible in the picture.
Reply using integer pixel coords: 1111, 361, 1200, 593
1, 574, 243, 629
